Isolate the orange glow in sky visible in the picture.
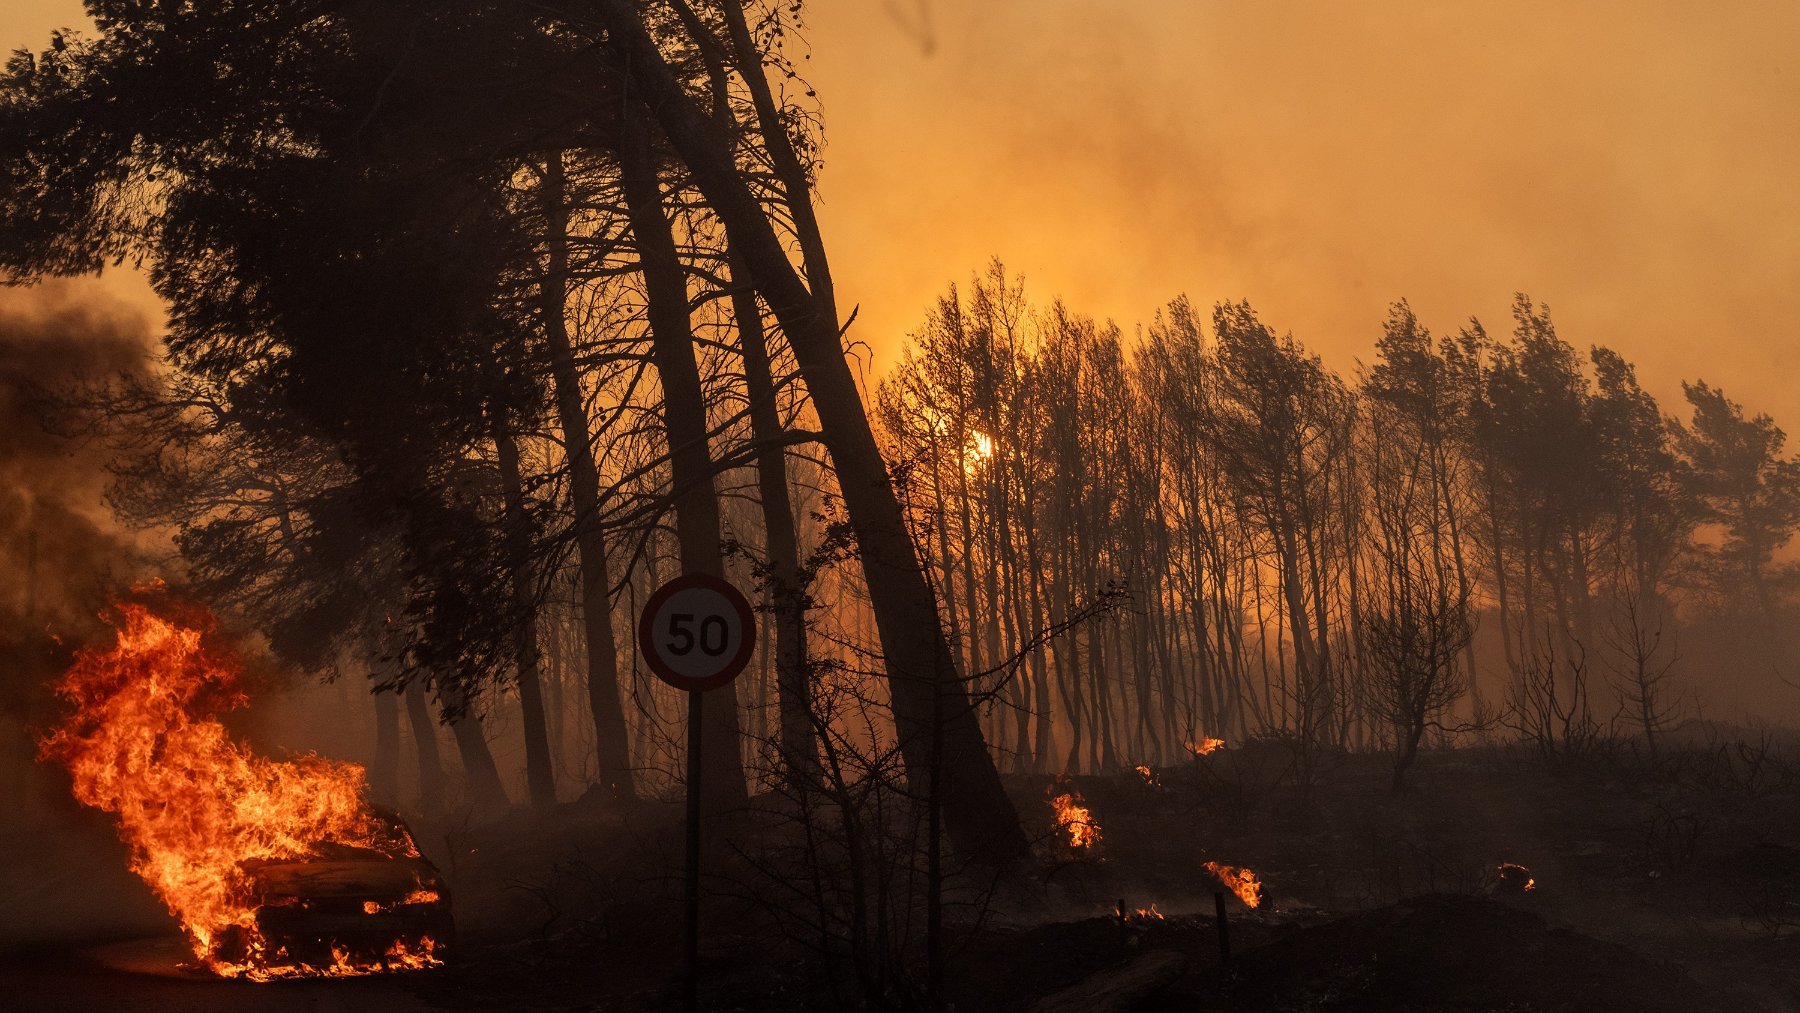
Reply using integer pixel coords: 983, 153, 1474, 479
6, 1, 1797, 424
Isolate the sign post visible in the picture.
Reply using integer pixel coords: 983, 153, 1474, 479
637, 573, 756, 1013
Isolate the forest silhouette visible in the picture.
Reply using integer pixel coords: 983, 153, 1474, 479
2, 4, 1799, 1011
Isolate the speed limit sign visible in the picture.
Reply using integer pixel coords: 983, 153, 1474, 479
637, 573, 756, 693
640, 573, 756, 1013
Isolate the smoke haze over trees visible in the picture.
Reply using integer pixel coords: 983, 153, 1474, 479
876, 264, 1800, 783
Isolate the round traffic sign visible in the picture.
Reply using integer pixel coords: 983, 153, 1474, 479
637, 573, 757, 693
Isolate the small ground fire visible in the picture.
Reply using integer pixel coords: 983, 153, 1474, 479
1497, 863, 1537, 894
1048, 776, 1102, 850
37, 600, 450, 980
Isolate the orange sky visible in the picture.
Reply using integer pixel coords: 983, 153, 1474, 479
7, 1, 1798, 426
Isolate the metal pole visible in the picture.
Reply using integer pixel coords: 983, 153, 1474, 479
684, 690, 703, 1013
1214, 890, 1231, 966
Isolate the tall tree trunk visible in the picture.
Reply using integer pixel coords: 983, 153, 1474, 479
1568, 523, 1596, 652
600, 5, 1028, 862
618, 105, 747, 814
494, 420, 558, 806
997, 496, 1033, 769
403, 680, 448, 816
928, 434, 963, 664
370, 684, 400, 806
1436, 444, 1484, 721
727, 254, 818, 782
1302, 500, 1338, 742
1089, 620, 1113, 770
539, 153, 637, 799
957, 430, 986, 683
544, 609, 567, 772
1275, 519, 1315, 728
1021, 506, 1055, 773
446, 697, 510, 819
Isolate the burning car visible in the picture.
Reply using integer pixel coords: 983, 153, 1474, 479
215, 834, 454, 977
40, 602, 453, 980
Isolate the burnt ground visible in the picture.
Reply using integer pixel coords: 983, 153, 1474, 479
7, 733, 1800, 1011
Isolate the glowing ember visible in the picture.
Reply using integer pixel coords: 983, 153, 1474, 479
1047, 776, 1101, 850
38, 601, 447, 979
1185, 737, 1225, 756
1134, 764, 1163, 789
1497, 863, 1537, 893
1204, 861, 1262, 908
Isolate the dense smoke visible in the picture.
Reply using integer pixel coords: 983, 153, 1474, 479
0, 281, 159, 816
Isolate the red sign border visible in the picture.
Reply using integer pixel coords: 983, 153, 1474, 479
637, 573, 757, 693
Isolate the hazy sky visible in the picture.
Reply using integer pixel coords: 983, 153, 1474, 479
6, 1, 1797, 425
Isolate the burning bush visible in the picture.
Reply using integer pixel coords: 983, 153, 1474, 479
38, 600, 449, 979
1047, 776, 1102, 850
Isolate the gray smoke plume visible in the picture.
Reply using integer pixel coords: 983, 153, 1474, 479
0, 280, 159, 817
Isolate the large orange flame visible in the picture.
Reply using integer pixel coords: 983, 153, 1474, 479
1203, 861, 1263, 908
38, 602, 442, 979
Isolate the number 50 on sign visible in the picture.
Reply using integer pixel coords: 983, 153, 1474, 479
637, 573, 757, 693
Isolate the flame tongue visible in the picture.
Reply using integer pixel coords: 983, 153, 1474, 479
1204, 861, 1263, 908
39, 602, 435, 978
